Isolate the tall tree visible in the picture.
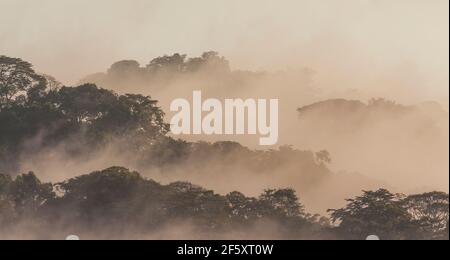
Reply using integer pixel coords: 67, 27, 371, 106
403, 192, 449, 239
0, 56, 45, 109
328, 189, 418, 240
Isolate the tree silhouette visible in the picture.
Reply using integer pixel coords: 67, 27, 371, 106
328, 189, 418, 240
0, 56, 45, 109
0, 168, 448, 239
403, 192, 449, 240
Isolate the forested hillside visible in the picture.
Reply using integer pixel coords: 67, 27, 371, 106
0, 167, 448, 240
1, 55, 448, 240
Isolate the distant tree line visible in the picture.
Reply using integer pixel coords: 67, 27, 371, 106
0, 55, 331, 189
0, 55, 170, 172
0, 167, 448, 240
1, 55, 448, 240
80, 51, 235, 93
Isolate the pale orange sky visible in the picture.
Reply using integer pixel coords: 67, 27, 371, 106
0, 0, 448, 103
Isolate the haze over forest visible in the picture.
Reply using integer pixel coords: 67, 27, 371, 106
0, 0, 448, 240
1, 0, 448, 103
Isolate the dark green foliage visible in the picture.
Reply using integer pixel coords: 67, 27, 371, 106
1, 56, 448, 240
0, 168, 447, 239
402, 192, 449, 240
0, 56, 46, 109
227, 191, 261, 223
55, 85, 169, 139
0, 56, 170, 173
0, 56, 329, 186
328, 189, 449, 240
0, 167, 328, 238
0, 171, 54, 226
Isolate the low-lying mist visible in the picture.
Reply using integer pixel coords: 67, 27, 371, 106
1, 0, 449, 240
1, 167, 447, 240
0, 52, 446, 215
75, 52, 449, 198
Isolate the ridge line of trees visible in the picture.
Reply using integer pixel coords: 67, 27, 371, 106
1, 55, 448, 240
0, 167, 448, 240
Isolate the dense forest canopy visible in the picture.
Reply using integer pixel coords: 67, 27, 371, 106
80, 52, 449, 195
0, 167, 448, 240
0, 55, 334, 196
0, 55, 448, 240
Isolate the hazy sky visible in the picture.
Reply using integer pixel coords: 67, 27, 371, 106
0, 0, 448, 101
